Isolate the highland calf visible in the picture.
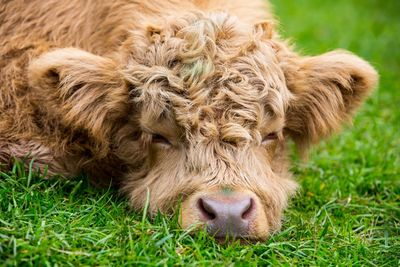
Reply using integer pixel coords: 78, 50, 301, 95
0, 0, 378, 240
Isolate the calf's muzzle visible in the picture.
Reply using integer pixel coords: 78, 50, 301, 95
181, 188, 269, 240
197, 194, 254, 238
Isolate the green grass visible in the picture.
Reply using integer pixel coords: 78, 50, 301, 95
1, 0, 399, 265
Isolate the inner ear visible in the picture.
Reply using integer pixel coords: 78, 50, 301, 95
47, 68, 59, 81
45, 68, 61, 87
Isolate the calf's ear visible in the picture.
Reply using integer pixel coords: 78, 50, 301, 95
29, 48, 123, 93
281, 50, 378, 150
28, 48, 129, 153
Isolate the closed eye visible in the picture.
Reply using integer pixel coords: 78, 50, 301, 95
262, 132, 278, 145
152, 133, 172, 146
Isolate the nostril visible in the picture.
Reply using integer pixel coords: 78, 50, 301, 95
241, 198, 254, 220
197, 198, 216, 220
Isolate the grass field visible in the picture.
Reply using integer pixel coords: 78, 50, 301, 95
1, 0, 399, 266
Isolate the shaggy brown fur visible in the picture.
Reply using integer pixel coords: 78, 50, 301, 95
0, 0, 378, 240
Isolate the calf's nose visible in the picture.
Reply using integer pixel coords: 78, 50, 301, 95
197, 195, 255, 238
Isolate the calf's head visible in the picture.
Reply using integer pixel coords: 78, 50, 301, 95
29, 12, 378, 240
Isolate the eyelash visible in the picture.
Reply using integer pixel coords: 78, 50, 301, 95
151, 134, 171, 146
262, 132, 279, 144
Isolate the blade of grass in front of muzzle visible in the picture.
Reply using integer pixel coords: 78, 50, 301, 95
142, 187, 151, 225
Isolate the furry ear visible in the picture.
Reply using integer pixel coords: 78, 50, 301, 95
28, 48, 129, 153
281, 50, 378, 150
28, 48, 122, 90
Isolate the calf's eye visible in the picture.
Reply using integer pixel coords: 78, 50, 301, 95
152, 134, 171, 147
262, 132, 278, 145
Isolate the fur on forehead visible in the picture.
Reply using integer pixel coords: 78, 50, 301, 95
122, 11, 291, 142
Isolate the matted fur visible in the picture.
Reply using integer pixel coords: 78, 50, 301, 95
0, 0, 378, 240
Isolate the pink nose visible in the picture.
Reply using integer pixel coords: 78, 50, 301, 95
197, 195, 255, 238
